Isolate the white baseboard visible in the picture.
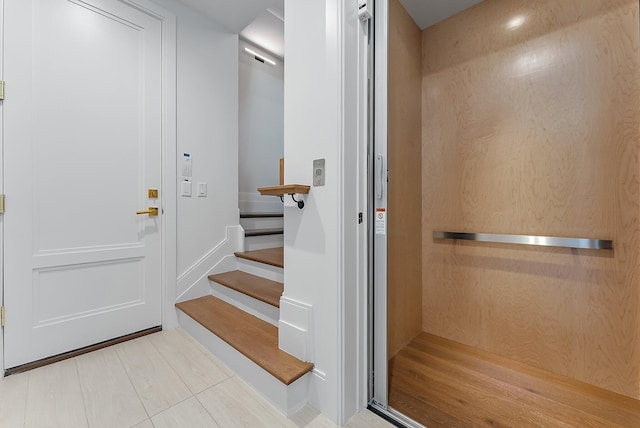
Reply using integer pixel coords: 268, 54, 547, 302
176, 225, 243, 302
278, 296, 312, 361
308, 369, 336, 423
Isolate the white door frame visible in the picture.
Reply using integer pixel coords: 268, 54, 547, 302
0, 0, 177, 374
127, 0, 179, 331
371, 0, 389, 409
338, 0, 372, 423
0, 0, 5, 376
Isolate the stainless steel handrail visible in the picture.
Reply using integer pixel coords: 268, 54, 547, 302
432, 231, 613, 250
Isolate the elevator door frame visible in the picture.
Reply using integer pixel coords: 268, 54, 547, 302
370, 0, 388, 409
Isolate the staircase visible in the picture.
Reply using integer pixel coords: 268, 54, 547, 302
176, 240, 313, 415
240, 212, 284, 251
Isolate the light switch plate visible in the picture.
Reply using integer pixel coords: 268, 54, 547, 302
313, 159, 325, 186
181, 181, 192, 197
197, 182, 207, 197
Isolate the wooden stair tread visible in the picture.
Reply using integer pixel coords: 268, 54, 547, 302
240, 212, 284, 218
257, 184, 310, 196
176, 296, 313, 385
245, 228, 284, 237
208, 270, 283, 307
235, 247, 284, 268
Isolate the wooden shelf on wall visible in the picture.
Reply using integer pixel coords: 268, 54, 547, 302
257, 184, 310, 196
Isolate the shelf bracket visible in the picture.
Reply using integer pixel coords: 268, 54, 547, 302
291, 194, 304, 209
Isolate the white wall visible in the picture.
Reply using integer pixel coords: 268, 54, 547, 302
283, 0, 365, 423
150, 0, 240, 315
238, 40, 284, 214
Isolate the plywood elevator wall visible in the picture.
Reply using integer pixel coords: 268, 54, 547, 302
421, 0, 640, 398
387, 0, 423, 358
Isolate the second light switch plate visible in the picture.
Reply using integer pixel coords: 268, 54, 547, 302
198, 182, 207, 197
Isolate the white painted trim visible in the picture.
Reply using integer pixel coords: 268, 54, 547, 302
307, 370, 332, 421
178, 255, 235, 302
159, 4, 178, 331
320, 1, 347, 422
123, 0, 178, 330
354, 5, 372, 415
372, 0, 389, 408
178, 310, 311, 416
176, 225, 244, 302
335, 0, 369, 423
0, 0, 5, 376
279, 297, 312, 361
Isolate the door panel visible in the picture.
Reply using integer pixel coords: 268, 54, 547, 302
386, 0, 422, 360
34, 259, 144, 326
4, 0, 163, 368
34, 0, 147, 253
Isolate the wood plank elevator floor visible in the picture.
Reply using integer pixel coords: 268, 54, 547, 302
388, 333, 640, 427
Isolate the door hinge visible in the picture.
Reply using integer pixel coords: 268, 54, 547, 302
0, 81, 5, 100
1, 306, 5, 327
0, 195, 5, 214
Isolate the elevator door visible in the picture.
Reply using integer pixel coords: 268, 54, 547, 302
373, 0, 640, 426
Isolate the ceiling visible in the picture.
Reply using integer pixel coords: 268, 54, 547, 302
240, 3, 285, 58
176, 0, 284, 58
398, 0, 484, 30
176, 0, 484, 59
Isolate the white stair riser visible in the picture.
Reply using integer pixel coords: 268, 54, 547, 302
237, 258, 284, 283
209, 280, 280, 326
240, 217, 284, 230
245, 234, 284, 251
178, 311, 310, 416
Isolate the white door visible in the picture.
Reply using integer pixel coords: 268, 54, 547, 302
3, 0, 163, 369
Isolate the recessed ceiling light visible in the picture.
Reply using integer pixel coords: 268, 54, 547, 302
244, 47, 276, 66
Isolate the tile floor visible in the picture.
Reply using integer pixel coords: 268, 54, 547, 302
0, 329, 394, 428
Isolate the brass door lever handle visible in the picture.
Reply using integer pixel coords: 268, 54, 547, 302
136, 207, 159, 216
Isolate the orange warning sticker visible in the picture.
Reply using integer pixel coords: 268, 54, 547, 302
375, 208, 386, 235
